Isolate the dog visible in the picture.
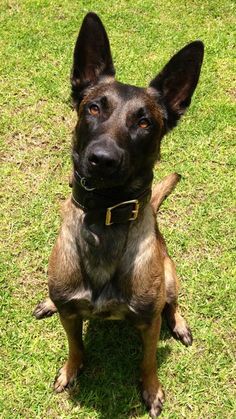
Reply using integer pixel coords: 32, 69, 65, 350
34, 12, 204, 417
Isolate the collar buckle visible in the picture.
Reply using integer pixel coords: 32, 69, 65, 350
105, 199, 140, 226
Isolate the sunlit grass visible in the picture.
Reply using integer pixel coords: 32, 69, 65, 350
1, 0, 235, 417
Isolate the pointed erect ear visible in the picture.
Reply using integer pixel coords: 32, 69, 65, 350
71, 13, 115, 106
149, 41, 204, 131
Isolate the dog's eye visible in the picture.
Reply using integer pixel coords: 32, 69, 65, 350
89, 104, 100, 116
138, 118, 150, 129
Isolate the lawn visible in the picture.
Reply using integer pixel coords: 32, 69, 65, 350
1, 0, 235, 418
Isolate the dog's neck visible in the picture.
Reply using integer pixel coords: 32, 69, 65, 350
71, 170, 153, 289
71, 170, 153, 226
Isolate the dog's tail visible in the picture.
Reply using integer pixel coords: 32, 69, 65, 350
151, 173, 181, 213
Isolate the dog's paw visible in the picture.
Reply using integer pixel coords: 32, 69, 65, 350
143, 386, 165, 418
172, 320, 193, 347
54, 365, 76, 393
54, 361, 83, 393
33, 298, 57, 320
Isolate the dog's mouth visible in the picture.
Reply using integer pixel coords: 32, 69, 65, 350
73, 150, 131, 191
74, 171, 97, 191
74, 169, 131, 191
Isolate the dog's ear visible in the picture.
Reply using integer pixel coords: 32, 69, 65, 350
149, 41, 204, 131
71, 13, 115, 107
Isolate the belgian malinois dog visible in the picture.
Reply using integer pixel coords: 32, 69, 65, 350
34, 12, 204, 417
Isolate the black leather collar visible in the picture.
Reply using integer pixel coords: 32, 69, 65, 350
71, 171, 152, 226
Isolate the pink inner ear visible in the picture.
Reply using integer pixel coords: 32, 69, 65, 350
82, 65, 97, 84
170, 83, 192, 112
163, 70, 195, 113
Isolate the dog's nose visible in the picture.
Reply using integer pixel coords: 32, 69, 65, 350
88, 149, 120, 173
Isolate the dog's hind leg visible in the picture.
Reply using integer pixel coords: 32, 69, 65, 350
163, 256, 193, 347
33, 297, 57, 319
152, 174, 192, 346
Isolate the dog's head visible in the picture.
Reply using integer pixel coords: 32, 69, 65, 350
71, 13, 204, 191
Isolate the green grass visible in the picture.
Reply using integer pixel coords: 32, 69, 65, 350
1, 0, 235, 417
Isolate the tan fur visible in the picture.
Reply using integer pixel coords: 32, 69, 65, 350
35, 173, 180, 319
34, 174, 191, 412
32, 11, 204, 417
151, 173, 181, 213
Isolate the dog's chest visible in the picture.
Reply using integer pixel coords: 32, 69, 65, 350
78, 219, 128, 287
65, 285, 135, 321
59, 205, 158, 323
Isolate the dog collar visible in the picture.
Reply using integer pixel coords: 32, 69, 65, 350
71, 172, 151, 226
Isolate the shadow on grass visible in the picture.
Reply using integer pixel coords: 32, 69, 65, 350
68, 320, 172, 418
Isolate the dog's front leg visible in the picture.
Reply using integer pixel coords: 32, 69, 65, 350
138, 315, 164, 418
54, 315, 84, 393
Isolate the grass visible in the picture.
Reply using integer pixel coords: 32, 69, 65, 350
1, 0, 235, 417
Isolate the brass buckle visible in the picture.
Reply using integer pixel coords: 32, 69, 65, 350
105, 199, 140, 226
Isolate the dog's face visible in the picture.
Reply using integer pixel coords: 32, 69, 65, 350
71, 13, 204, 190
73, 82, 165, 189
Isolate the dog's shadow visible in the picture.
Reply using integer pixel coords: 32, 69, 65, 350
68, 320, 172, 418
